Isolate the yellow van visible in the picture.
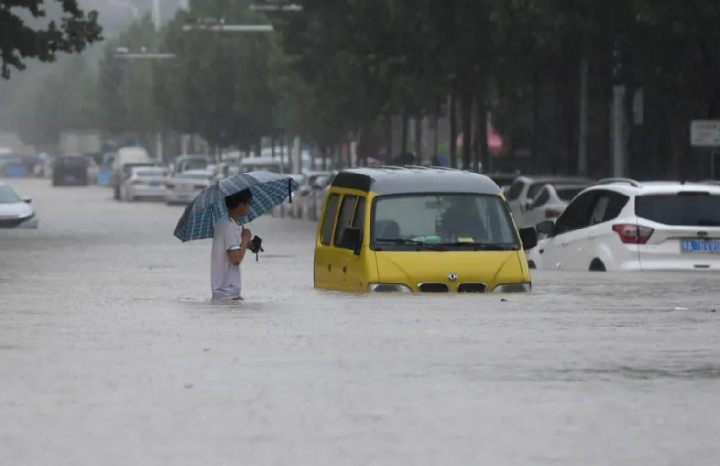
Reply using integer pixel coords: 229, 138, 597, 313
313, 167, 538, 293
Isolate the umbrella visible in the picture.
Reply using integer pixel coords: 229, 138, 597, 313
173, 171, 300, 242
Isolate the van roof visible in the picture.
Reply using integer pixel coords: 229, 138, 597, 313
331, 166, 501, 195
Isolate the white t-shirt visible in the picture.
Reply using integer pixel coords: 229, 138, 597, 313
211, 218, 242, 301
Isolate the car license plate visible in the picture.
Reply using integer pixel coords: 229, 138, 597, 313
680, 239, 720, 254
150, 182, 161, 187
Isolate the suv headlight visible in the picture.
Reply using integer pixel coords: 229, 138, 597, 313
368, 283, 412, 292
493, 283, 531, 293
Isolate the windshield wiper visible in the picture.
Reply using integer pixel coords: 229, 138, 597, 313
375, 238, 448, 251
439, 242, 520, 251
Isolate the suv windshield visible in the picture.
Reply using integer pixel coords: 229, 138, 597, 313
372, 194, 519, 250
636, 193, 720, 226
0, 185, 20, 203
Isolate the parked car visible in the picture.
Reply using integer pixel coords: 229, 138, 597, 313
526, 179, 720, 272
119, 166, 168, 202
292, 171, 334, 219
314, 166, 537, 293
112, 147, 152, 199
171, 155, 211, 176
52, 155, 89, 186
487, 172, 521, 192
521, 183, 593, 228
505, 175, 593, 225
165, 169, 215, 205
0, 182, 38, 229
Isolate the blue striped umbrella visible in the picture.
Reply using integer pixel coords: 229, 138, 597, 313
173, 171, 300, 242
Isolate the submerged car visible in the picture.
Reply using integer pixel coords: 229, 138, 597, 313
521, 183, 592, 228
313, 166, 537, 293
0, 182, 38, 229
52, 155, 89, 186
165, 169, 216, 205
526, 179, 720, 271
119, 166, 168, 202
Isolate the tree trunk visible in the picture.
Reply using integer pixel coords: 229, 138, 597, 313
449, 90, 458, 168
461, 85, 473, 171
401, 110, 410, 157
414, 117, 423, 165
476, 95, 488, 173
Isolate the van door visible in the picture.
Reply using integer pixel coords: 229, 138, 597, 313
334, 196, 367, 291
314, 193, 340, 289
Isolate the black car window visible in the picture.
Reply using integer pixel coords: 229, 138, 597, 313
589, 196, 610, 225
320, 194, 340, 246
554, 191, 597, 235
531, 188, 550, 208
334, 195, 357, 248
526, 183, 545, 201
636, 193, 720, 226
603, 192, 629, 222
506, 180, 524, 201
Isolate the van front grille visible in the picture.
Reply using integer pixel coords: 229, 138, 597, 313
418, 283, 449, 293
457, 283, 487, 293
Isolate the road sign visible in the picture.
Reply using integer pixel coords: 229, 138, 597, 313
691, 120, 720, 147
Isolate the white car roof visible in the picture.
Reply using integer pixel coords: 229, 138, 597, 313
174, 169, 213, 176
587, 180, 720, 196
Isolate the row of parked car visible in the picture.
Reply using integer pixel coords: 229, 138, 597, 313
282, 167, 720, 275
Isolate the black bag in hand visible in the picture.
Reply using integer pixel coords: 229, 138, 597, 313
248, 235, 264, 261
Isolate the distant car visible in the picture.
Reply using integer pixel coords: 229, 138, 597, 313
526, 180, 720, 272
0, 182, 38, 229
119, 166, 169, 202
292, 171, 334, 219
52, 155, 89, 186
521, 183, 592, 228
487, 172, 521, 192
505, 175, 592, 224
171, 155, 211, 176
112, 147, 152, 199
165, 169, 215, 205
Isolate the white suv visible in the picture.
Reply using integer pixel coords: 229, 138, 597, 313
526, 179, 720, 271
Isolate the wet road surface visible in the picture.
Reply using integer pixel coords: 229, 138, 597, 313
1, 178, 720, 465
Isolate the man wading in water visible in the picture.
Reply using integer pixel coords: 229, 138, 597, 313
211, 189, 252, 301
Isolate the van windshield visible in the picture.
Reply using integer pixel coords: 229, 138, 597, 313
372, 194, 519, 250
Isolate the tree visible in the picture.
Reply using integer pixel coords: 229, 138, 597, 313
6, 54, 98, 148
0, 0, 103, 78
156, 1, 277, 152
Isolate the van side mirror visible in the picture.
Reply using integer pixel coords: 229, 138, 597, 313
519, 227, 538, 250
22, 196, 32, 204
535, 220, 555, 238
340, 227, 362, 255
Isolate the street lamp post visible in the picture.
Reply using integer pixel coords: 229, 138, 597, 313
114, 47, 176, 163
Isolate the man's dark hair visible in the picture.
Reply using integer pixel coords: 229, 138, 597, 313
225, 189, 253, 210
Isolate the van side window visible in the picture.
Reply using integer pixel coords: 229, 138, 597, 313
334, 196, 357, 247
321, 194, 340, 245
352, 197, 366, 230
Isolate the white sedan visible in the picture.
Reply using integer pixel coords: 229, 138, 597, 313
0, 182, 39, 229
120, 166, 168, 202
165, 169, 215, 205
521, 183, 591, 228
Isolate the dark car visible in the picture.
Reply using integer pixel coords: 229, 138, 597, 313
52, 155, 89, 186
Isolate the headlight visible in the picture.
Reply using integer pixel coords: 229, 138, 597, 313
368, 283, 412, 292
493, 283, 531, 293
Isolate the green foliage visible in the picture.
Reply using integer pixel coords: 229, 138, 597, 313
0, 0, 103, 78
